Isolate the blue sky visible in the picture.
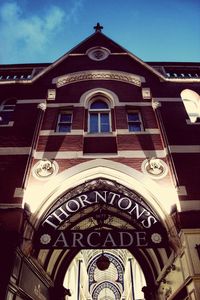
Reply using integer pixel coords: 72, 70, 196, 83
0, 0, 199, 64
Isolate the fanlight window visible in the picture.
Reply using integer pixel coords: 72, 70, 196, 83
89, 99, 111, 133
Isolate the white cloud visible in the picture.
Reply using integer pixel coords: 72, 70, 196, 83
0, 1, 84, 63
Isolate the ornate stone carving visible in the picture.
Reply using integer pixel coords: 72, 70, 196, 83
32, 159, 58, 180
152, 100, 161, 110
87, 46, 110, 61
53, 70, 142, 88
37, 102, 47, 111
142, 158, 168, 179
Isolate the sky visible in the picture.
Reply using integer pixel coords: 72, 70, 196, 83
0, 0, 199, 64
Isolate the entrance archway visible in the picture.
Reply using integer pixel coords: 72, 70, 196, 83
29, 176, 173, 299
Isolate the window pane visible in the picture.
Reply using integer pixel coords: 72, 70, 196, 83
100, 113, 110, 132
129, 123, 141, 132
128, 113, 140, 121
90, 113, 98, 132
58, 124, 71, 132
0, 111, 13, 124
60, 113, 72, 122
90, 100, 108, 109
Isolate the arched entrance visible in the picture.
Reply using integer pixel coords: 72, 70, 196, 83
31, 180, 173, 299
20, 160, 178, 300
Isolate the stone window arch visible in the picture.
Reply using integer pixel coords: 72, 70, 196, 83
88, 95, 112, 133
181, 89, 200, 123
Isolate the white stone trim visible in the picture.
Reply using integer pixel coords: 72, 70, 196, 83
17, 99, 45, 104
117, 128, 160, 134
0, 203, 22, 209
39, 129, 84, 136
180, 200, 200, 211
33, 149, 167, 159
186, 119, 200, 125
118, 150, 167, 158
34, 151, 83, 159
52, 70, 145, 88
47, 101, 153, 108
0, 121, 14, 127
176, 186, 187, 196
0, 147, 30, 155
84, 132, 116, 137
80, 88, 119, 108
169, 145, 200, 153
14, 188, 25, 198
153, 98, 181, 102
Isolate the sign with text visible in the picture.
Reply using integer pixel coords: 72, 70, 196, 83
37, 229, 167, 249
42, 190, 158, 230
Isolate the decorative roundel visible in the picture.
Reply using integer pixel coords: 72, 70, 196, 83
32, 159, 59, 180
141, 158, 168, 179
86, 47, 110, 61
40, 234, 51, 245
151, 233, 162, 244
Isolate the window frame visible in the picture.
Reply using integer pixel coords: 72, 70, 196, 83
0, 99, 16, 126
127, 110, 143, 132
56, 111, 73, 133
88, 98, 112, 133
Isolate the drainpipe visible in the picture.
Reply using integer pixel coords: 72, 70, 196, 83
152, 100, 179, 189
128, 258, 135, 300
77, 260, 82, 300
22, 101, 47, 191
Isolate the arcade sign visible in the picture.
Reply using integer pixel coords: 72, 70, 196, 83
42, 190, 158, 230
37, 229, 167, 249
36, 190, 168, 249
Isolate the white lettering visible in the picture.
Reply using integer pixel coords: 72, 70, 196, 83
141, 215, 157, 228
119, 232, 134, 247
118, 197, 132, 210
102, 232, 117, 247
128, 203, 147, 220
87, 232, 101, 247
42, 190, 158, 231
77, 194, 95, 207
108, 192, 120, 205
52, 207, 70, 223
53, 232, 69, 247
42, 216, 58, 229
72, 232, 84, 247
94, 191, 108, 204
65, 199, 80, 213
136, 232, 148, 246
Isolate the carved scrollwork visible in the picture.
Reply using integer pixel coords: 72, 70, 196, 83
53, 70, 143, 88
32, 159, 58, 180
142, 158, 168, 179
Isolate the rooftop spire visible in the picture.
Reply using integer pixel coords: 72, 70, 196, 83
93, 22, 103, 33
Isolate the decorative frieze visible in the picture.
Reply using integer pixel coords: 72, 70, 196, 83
53, 70, 144, 88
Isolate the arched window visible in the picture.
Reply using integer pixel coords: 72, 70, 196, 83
181, 89, 200, 123
0, 98, 16, 126
88, 98, 111, 133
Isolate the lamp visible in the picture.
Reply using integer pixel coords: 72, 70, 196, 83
96, 253, 110, 270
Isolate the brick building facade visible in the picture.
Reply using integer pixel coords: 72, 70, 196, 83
0, 25, 200, 300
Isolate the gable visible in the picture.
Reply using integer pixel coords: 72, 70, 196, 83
69, 31, 128, 54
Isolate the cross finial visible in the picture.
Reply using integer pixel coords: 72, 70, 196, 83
94, 22, 103, 32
